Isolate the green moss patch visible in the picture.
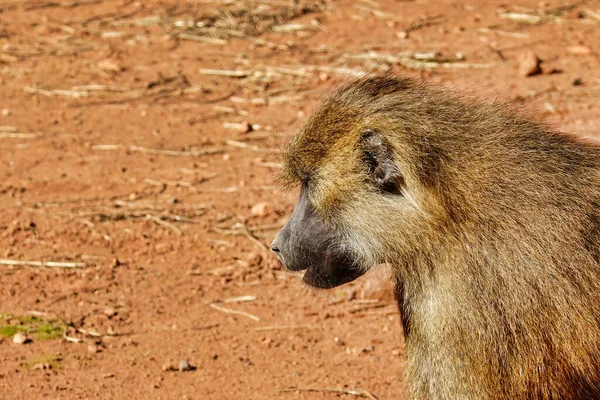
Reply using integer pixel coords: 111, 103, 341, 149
23, 353, 63, 370
0, 314, 65, 341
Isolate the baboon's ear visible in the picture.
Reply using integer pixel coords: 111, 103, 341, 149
360, 130, 403, 194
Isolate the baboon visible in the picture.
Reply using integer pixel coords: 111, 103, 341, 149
270, 76, 600, 400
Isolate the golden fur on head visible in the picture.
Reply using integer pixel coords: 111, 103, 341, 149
281, 75, 600, 399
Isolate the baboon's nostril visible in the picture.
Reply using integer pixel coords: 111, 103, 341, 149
270, 244, 281, 255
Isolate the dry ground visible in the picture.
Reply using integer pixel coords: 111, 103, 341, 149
0, 0, 598, 399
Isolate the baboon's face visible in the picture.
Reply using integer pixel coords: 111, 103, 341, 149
270, 183, 366, 288
271, 129, 405, 289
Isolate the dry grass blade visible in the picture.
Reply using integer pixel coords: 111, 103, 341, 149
216, 222, 270, 253
255, 161, 283, 169
399, 59, 493, 70
583, 8, 600, 22
209, 302, 260, 322
77, 328, 102, 337
23, 75, 203, 102
310, 65, 368, 77
129, 145, 225, 157
160, 1, 325, 40
145, 214, 182, 236
272, 23, 313, 32
348, 52, 492, 70
222, 295, 257, 303
498, 12, 545, 24
199, 69, 251, 77
278, 386, 378, 399
91, 144, 121, 151
0, 132, 37, 139
177, 33, 228, 45
0, 259, 86, 268
254, 324, 313, 331
63, 333, 83, 343
23, 0, 102, 11
224, 139, 280, 153
110, 15, 162, 27
91, 144, 225, 157
478, 28, 530, 39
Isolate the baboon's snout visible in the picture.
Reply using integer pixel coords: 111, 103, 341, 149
269, 232, 284, 262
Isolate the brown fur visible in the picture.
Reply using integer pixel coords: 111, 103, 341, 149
282, 76, 600, 399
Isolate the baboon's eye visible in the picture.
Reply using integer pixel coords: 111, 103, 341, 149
361, 130, 403, 194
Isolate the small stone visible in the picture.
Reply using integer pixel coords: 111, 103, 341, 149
251, 202, 272, 217
168, 196, 179, 204
97, 59, 121, 72
161, 362, 176, 372
88, 344, 99, 354
572, 78, 583, 86
32, 363, 51, 370
567, 45, 591, 55
396, 31, 408, 39
240, 122, 254, 133
518, 51, 542, 77
1, 109, 9, 117
12, 332, 28, 344
179, 359, 191, 372
362, 345, 375, 353
104, 307, 116, 318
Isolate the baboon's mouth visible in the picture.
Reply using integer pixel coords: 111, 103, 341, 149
301, 253, 366, 289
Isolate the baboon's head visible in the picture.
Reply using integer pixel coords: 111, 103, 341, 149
271, 76, 448, 289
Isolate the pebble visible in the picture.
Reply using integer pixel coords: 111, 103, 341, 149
362, 345, 375, 353
567, 45, 591, 55
179, 359, 192, 372
396, 31, 408, 39
97, 59, 121, 73
104, 307, 116, 318
12, 332, 28, 344
251, 202, 272, 217
518, 51, 542, 77
161, 362, 177, 372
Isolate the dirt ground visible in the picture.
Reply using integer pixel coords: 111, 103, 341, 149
0, 0, 598, 399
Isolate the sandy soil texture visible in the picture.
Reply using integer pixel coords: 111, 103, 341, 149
0, 0, 598, 398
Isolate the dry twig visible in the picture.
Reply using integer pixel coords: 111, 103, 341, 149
278, 386, 378, 400
0, 259, 85, 268
91, 144, 225, 157
222, 295, 257, 303
146, 214, 182, 235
